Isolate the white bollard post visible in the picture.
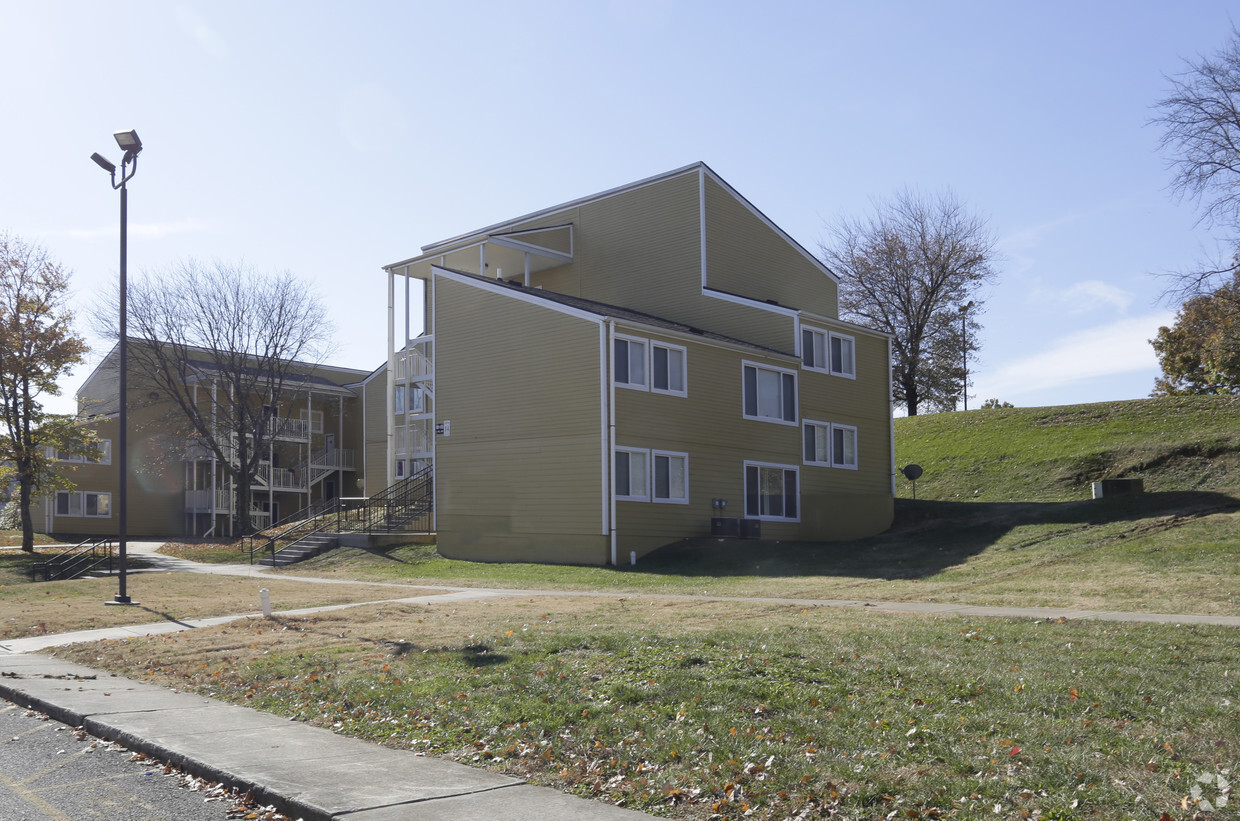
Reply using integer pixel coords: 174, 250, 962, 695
260, 588, 271, 618
630, 551, 636, 566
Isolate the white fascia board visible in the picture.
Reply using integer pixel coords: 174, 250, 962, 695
797, 310, 894, 341
485, 235, 574, 264
432, 266, 604, 325
700, 164, 839, 284
412, 163, 706, 258
611, 320, 798, 365
74, 343, 120, 402
702, 286, 801, 318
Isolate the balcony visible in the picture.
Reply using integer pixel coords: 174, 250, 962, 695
394, 338, 433, 381
255, 463, 304, 491
185, 488, 233, 513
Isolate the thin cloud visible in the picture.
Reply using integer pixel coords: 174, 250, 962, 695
977, 313, 1172, 399
1060, 280, 1134, 314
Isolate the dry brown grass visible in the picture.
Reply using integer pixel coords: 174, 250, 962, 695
0, 572, 439, 637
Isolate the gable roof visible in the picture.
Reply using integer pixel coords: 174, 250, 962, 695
385, 162, 835, 284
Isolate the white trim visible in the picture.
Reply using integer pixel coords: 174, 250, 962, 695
432, 266, 603, 325
743, 460, 801, 523
802, 419, 831, 466
700, 165, 839, 284
829, 331, 857, 379
889, 335, 897, 497
386, 269, 395, 488
54, 490, 112, 518
607, 320, 617, 564
612, 334, 649, 391
600, 322, 609, 539
741, 360, 799, 427
401, 163, 707, 263
800, 325, 829, 374
651, 450, 690, 504
486, 234, 574, 265
702, 286, 800, 318
831, 423, 860, 470
699, 166, 707, 291
649, 341, 688, 397
614, 447, 651, 502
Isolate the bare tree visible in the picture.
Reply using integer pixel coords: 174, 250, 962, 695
0, 233, 92, 551
1152, 27, 1240, 298
821, 189, 998, 416
99, 260, 333, 535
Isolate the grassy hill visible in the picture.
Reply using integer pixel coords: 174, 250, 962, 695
893, 395, 1240, 502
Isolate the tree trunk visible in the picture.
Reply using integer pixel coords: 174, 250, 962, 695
18, 476, 34, 553
903, 372, 921, 417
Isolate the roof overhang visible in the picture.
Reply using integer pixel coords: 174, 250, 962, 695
387, 224, 573, 282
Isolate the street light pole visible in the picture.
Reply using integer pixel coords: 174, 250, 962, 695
91, 129, 142, 606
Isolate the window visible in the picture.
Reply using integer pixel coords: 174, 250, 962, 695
801, 328, 827, 371
651, 343, 687, 396
54, 491, 111, 518
652, 451, 689, 503
394, 459, 406, 479
802, 327, 855, 377
615, 448, 650, 501
393, 386, 424, 415
614, 337, 647, 389
803, 421, 830, 465
744, 463, 798, 521
830, 334, 856, 377
300, 409, 324, 433
832, 424, 858, 469
89, 440, 112, 464
743, 362, 797, 424
804, 421, 859, 469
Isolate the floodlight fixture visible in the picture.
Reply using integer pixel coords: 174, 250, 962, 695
113, 129, 142, 155
90, 153, 116, 174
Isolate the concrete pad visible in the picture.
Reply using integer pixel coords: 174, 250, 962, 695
341, 783, 654, 820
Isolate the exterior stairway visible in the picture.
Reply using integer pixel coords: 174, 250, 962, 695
256, 533, 339, 567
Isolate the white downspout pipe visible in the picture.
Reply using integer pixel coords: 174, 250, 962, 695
606, 319, 617, 566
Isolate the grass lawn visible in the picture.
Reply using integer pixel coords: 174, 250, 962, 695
0, 572, 438, 636
273, 491, 1240, 617
55, 596, 1239, 820
894, 396, 1240, 502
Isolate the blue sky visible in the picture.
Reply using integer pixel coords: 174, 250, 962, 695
1, 0, 1232, 414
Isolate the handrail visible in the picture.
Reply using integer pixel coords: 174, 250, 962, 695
31, 537, 114, 582
244, 499, 341, 565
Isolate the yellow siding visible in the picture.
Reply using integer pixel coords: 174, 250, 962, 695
703, 175, 838, 318
612, 326, 891, 556
434, 275, 607, 563
361, 375, 388, 496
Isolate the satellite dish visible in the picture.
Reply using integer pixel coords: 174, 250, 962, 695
901, 464, 923, 481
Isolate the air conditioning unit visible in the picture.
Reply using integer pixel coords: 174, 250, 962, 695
710, 517, 740, 538
739, 518, 761, 539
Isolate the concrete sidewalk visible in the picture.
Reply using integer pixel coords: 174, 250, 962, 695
0, 653, 651, 820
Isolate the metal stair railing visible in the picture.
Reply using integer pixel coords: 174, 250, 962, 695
31, 537, 114, 582
340, 465, 433, 534
244, 500, 341, 566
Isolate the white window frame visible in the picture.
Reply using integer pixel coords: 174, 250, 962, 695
650, 342, 688, 397
742, 361, 798, 426
299, 409, 325, 434
829, 332, 856, 378
54, 490, 112, 518
803, 420, 831, 466
801, 326, 829, 373
614, 447, 651, 501
744, 461, 800, 522
613, 335, 648, 391
831, 423, 859, 469
651, 450, 689, 504
88, 440, 112, 465
394, 459, 406, 479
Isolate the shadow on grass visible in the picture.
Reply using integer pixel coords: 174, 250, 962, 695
632, 491, 1240, 581
138, 607, 197, 629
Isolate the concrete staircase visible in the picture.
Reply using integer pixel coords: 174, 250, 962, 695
256, 533, 339, 567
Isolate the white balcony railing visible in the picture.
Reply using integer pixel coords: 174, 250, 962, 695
310, 448, 355, 470
395, 337, 433, 381
185, 489, 234, 513
255, 463, 303, 490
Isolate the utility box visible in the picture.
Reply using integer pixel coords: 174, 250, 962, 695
1091, 478, 1144, 499
710, 517, 740, 538
739, 518, 762, 539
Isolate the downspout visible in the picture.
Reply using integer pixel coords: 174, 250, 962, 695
606, 319, 617, 566
888, 335, 896, 497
